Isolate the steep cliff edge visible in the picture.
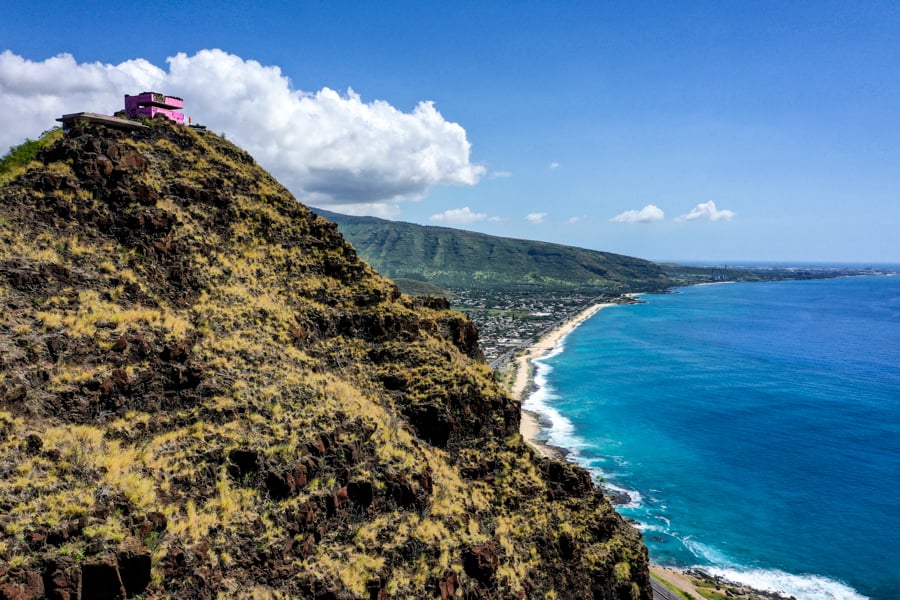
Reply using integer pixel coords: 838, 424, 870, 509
0, 120, 649, 599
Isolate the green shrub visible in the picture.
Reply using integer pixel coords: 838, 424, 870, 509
0, 128, 62, 180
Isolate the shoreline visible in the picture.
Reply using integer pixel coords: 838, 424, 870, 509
510, 302, 612, 458
506, 300, 786, 600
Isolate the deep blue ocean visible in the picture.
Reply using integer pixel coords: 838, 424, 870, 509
524, 276, 899, 600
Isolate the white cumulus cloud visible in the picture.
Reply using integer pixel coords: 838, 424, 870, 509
526, 212, 547, 224
0, 49, 485, 212
0, 51, 167, 141
676, 201, 736, 222
325, 202, 402, 220
611, 204, 665, 223
430, 206, 489, 224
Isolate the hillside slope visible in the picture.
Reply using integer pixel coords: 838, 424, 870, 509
314, 209, 670, 291
0, 120, 649, 599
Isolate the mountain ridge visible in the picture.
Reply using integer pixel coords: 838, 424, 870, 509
0, 119, 650, 599
313, 208, 671, 292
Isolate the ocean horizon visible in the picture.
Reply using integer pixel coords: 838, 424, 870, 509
524, 275, 899, 600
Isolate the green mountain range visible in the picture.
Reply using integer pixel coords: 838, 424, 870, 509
313, 209, 671, 292
315, 210, 871, 294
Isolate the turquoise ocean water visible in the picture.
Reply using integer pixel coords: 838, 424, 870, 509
524, 276, 899, 600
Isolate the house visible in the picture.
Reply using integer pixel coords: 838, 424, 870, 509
57, 92, 186, 133
124, 92, 185, 125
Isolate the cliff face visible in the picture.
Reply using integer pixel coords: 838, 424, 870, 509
0, 120, 649, 599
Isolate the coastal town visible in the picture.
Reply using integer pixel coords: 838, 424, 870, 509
449, 287, 630, 368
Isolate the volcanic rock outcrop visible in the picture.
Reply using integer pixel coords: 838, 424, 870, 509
0, 119, 649, 599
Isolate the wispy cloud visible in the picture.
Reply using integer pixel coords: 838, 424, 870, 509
549, 162, 560, 169
611, 204, 665, 224
328, 203, 402, 220
490, 170, 512, 178
526, 212, 547, 224
566, 216, 584, 224
0, 49, 485, 213
676, 201, 736, 222
430, 206, 489, 224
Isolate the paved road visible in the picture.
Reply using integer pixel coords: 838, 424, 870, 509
650, 578, 683, 600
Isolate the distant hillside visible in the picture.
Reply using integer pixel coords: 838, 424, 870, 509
659, 263, 865, 286
314, 208, 670, 291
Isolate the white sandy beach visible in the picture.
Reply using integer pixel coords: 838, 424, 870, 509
509, 303, 613, 457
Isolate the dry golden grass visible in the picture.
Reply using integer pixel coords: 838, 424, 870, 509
0, 120, 648, 599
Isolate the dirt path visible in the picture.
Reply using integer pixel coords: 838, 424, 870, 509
650, 565, 707, 600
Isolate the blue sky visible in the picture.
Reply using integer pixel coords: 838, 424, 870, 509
2, 1, 898, 263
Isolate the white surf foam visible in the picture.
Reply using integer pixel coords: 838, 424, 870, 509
524, 353, 646, 510
601, 482, 643, 508
675, 536, 870, 599
632, 521, 659, 533
524, 358, 583, 453
681, 537, 731, 565
703, 566, 870, 600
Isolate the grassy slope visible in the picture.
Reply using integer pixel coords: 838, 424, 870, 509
314, 208, 671, 291
0, 121, 650, 599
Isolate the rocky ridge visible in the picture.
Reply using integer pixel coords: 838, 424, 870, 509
0, 119, 649, 599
